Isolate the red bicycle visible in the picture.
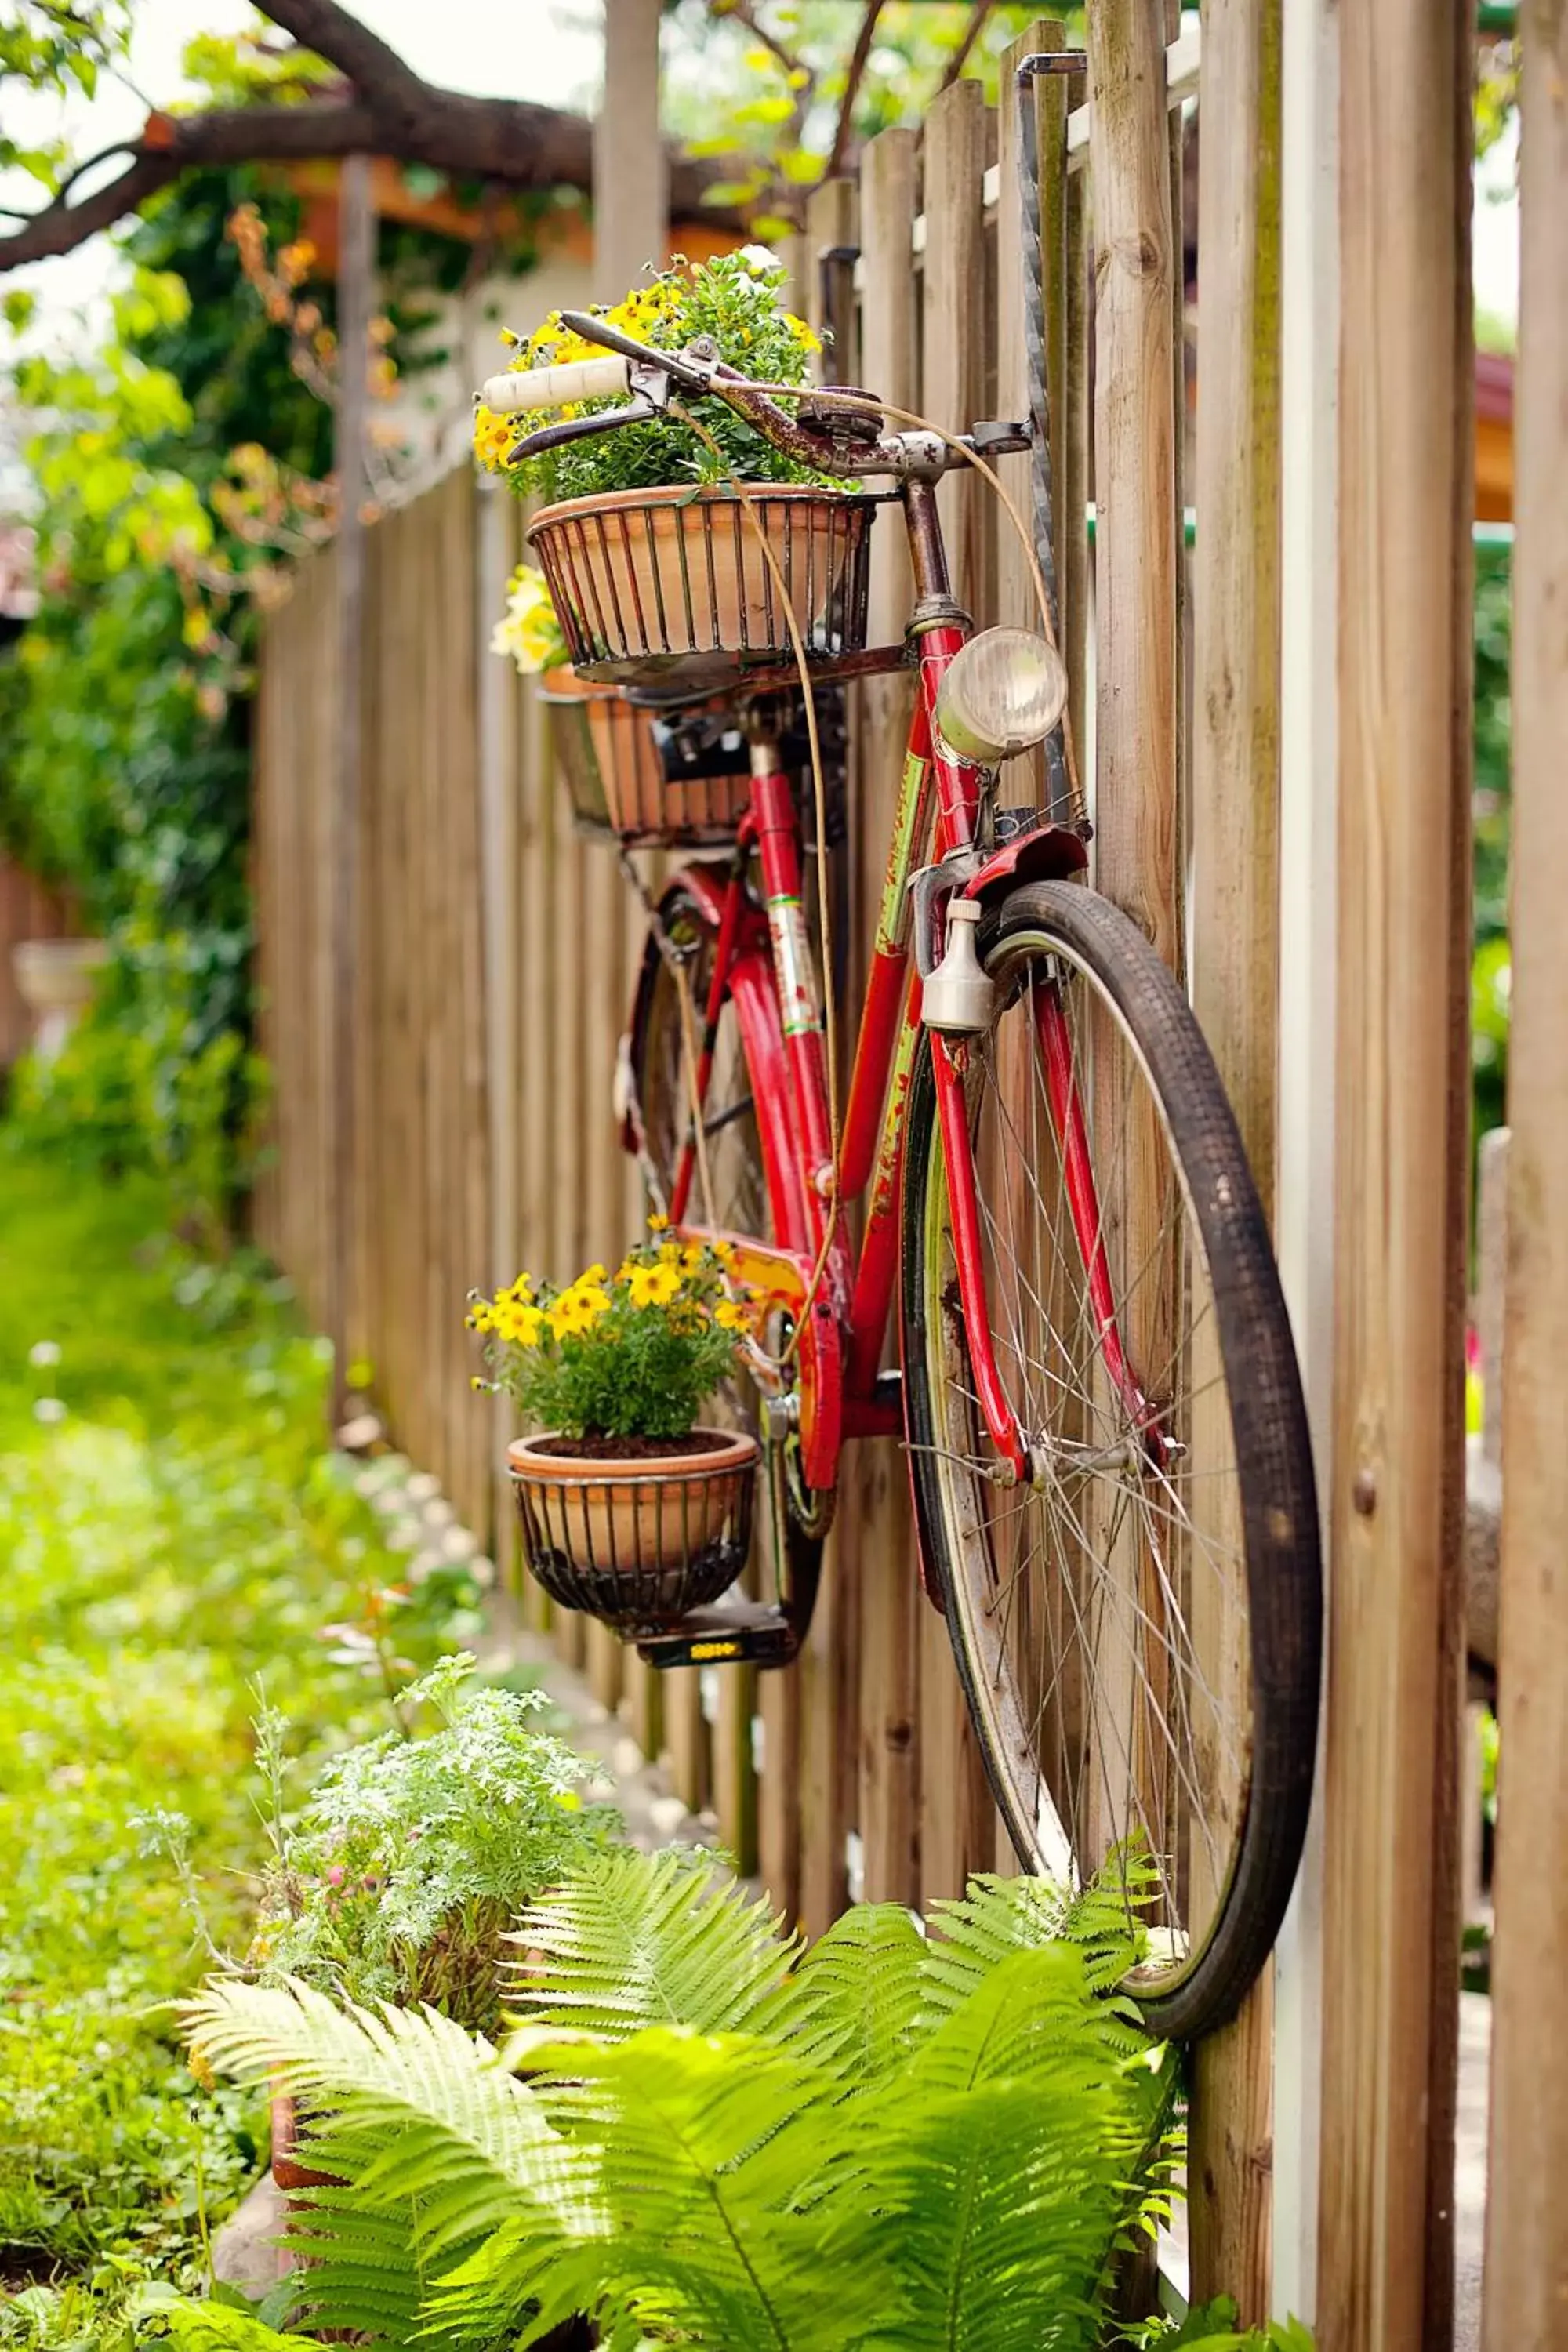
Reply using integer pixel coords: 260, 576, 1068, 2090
485, 313, 1320, 2042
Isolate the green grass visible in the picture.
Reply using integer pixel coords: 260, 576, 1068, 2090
0, 1145, 478, 2321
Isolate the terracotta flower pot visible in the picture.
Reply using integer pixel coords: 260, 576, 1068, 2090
527, 483, 874, 689
508, 1427, 757, 1629
269, 2089, 343, 2194
12, 937, 109, 1062
542, 666, 750, 847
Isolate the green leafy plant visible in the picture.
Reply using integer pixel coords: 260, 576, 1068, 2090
469, 1229, 754, 1444
474, 248, 827, 506
238, 1655, 614, 2034
183, 1850, 1166, 2350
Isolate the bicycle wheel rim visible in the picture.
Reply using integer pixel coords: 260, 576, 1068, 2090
904, 886, 1319, 2033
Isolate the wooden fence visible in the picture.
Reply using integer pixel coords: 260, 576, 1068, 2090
252, 5, 1568, 2343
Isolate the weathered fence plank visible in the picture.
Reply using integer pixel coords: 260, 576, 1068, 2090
1316, 2, 1469, 2346
1483, 3, 1568, 2342
1187, 0, 1282, 2319
851, 123, 922, 1913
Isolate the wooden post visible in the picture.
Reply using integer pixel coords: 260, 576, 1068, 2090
1187, 0, 1282, 2321
583, 0, 670, 1724
1316, 0, 1468, 2343
1483, 4, 1568, 2342
1085, 0, 1179, 967
327, 152, 375, 1431
852, 125, 921, 1911
795, 176, 862, 1937
1271, 0, 1339, 2313
917, 79, 1003, 1907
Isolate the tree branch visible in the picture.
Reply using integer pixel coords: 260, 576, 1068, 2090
241, 0, 427, 113
938, 0, 993, 94
0, 9, 741, 280
823, 0, 885, 182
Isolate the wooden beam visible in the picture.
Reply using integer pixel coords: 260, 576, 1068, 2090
1316, 0, 1468, 2343
326, 150, 374, 1431
1085, 0, 1180, 965
852, 125, 921, 1914
1271, 0, 1339, 2313
1483, 2, 1568, 2341
1187, 0, 1283, 2321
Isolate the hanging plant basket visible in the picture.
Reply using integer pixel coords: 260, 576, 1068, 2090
508, 1428, 757, 1631
526, 483, 877, 691
543, 667, 750, 848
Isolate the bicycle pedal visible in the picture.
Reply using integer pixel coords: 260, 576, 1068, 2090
634, 1598, 800, 1671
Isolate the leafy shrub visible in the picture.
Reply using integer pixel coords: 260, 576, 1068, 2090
469, 1229, 753, 1443
240, 1655, 613, 2034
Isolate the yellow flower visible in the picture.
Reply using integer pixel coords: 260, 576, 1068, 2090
490, 565, 565, 677
498, 1302, 546, 1348
568, 1281, 612, 1321
681, 1242, 706, 1274
713, 1239, 739, 1269
789, 313, 822, 357
628, 1264, 681, 1310
648, 1211, 670, 1232
715, 1300, 750, 1334
472, 402, 514, 474
659, 1240, 685, 1269
466, 1302, 495, 1334
548, 1294, 600, 1340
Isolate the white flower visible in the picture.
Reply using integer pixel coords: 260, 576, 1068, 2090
737, 243, 785, 278
28, 1340, 60, 1368
34, 1396, 66, 1425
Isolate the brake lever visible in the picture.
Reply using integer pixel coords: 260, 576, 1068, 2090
507, 390, 660, 463
557, 309, 717, 394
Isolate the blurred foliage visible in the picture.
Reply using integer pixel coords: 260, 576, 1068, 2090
670, 1, 1086, 232
0, 190, 326, 1228
0, 0, 128, 192
1472, 543, 1511, 1143
0, 1150, 485, 2325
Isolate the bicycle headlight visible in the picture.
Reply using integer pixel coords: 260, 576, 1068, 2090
934, 626, 1069, 766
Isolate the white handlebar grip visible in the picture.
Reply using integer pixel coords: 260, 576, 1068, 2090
478, 354, 632, 415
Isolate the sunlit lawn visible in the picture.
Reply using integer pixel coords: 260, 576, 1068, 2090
0, 1144, 466, 2312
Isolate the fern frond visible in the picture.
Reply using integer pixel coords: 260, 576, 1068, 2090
859, 2071, 1137, 2352
922, 1860, 1155, 2022
183, 1978, 595, 2347
142, 2308, 314, 2351
506, 1846, 799, 2040
461, 2027, 901, 2352
760, 1900, 924, 2085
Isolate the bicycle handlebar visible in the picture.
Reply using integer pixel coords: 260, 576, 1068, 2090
479, 353, 632, 414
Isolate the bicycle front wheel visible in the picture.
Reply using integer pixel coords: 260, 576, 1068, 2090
901, 880, 1320, 2041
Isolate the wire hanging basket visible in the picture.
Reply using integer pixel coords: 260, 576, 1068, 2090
508, 1429, 757, 1632
542, 668, 751, 848
527, 483, 877, 691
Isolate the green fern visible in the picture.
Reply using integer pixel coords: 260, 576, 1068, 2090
177, 1853, 1287, 2352
922, 1854, 1158, 2013
506, 1842, 798, 2039
180, 1979, 598, 2347
759, 1900, 924, 2085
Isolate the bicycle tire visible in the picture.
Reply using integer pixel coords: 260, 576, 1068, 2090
901, 879, 1321, 2041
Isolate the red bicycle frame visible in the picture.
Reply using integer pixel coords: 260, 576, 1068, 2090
648, 476, 1091, 1498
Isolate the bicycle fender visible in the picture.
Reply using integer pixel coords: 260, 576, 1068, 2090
958, 822, 1088, 906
